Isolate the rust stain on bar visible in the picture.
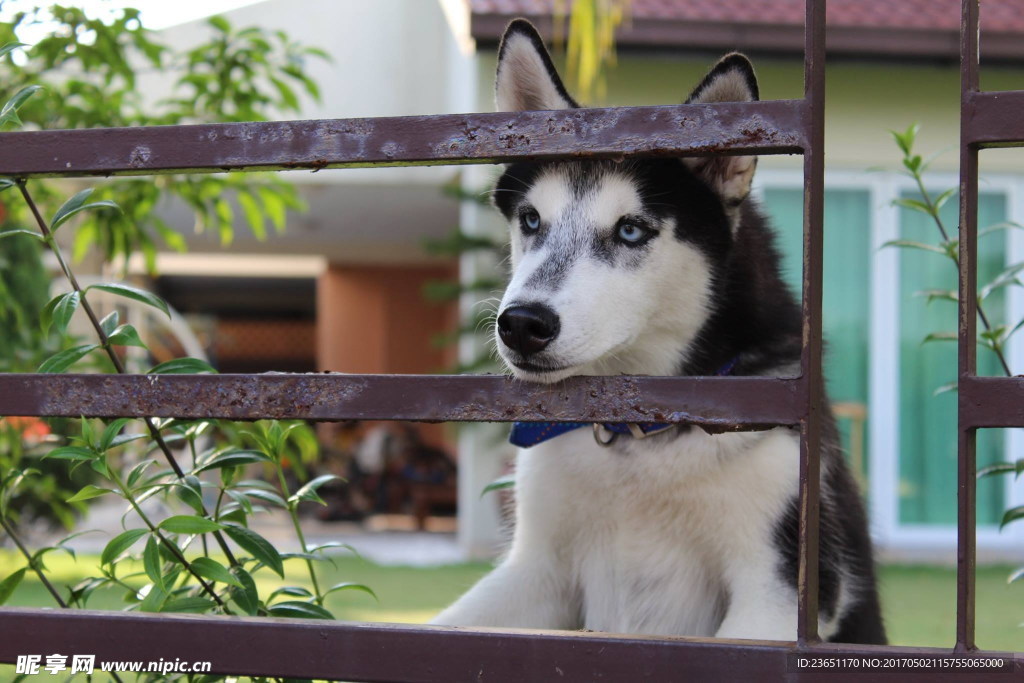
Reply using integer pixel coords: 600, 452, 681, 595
0, 373, 803, 427
0, 100, 806, 178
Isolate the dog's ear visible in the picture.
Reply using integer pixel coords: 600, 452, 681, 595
496, 19, 578, 112
683, 54, 759, 218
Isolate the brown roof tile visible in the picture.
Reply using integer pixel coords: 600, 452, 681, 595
470, 0, 1024, 33
470, 0, 1024, 60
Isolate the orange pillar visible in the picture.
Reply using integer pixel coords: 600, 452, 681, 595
316, 263, 458, 448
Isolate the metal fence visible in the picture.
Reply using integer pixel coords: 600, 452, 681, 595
0, 0, 1020, 680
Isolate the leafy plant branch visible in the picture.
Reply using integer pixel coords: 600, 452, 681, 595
887, 123, 1024, 562
15, 179, 242, 570
887, 123, 1016, 378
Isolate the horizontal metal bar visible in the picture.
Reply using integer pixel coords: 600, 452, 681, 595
0, 100, 807, 178
962, 90, 1024, 148
959, 375, 1024, 428
0, 609, 1018, 682
0, 373, 802, 428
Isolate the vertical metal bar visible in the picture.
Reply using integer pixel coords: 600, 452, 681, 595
797, 0, 827, 645
956, 0, 980, 654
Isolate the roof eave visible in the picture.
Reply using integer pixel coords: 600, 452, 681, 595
471, 15, 1024, 63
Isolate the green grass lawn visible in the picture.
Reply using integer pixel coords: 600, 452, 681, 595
1, 551, 1021, 650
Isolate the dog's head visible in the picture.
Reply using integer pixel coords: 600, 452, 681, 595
492, 20, 759, 383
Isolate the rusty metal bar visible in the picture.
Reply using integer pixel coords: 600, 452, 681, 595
956, 0, 981, 654
795, 0, 826, 646
959, 376, 1024, 428
962, 90, 1024, 148
0, 608, 1019, 682
0, 101, 807, 178
0, 373, 803, 427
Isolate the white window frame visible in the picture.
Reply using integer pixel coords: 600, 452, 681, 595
753, 167, 1024, 558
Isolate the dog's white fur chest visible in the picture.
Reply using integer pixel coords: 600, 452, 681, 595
436, 426, 803, 638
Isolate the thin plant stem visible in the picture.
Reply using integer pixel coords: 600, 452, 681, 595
15, 180, 241, 567
0, 514, 68, 608
274, 467, 323, 604
909, 172, 1014, 377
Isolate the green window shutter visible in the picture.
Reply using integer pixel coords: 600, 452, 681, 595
762, 188, 872, 486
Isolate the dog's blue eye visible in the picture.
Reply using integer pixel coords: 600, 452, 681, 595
617, 223, 647, 243
521, 210, 541, 233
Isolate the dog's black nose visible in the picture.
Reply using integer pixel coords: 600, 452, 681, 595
497, 304, 560, 356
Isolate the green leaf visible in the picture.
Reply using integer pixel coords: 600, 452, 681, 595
139, 583, 168, 612
980, 262, 1024, 301
66, 484, 113, 503
37, 344, 100, 373
0, 85, 43, 128
922, 332, 957, 345
99, 418, 132, 451
933, 188, 956, 210
881, 239, 946, 255
258, 187, 287, 232
40, 291, 80, 335
999, 505, 1024, 530
223, 524, 284, 577
979, 221, 1024, 239
158, 515, 225, 534
977, 462, 1016, 479
51, 188, 121, 232
208, 15, 231, 32
143, 536, 164, 589
107, 324, 147, 348
289, 474, 342, 506
88, 283, 170, 319
913, 289, 956, 306
0, 568, 26, 606
175, 476, 205, 514
243, 489, 287, 508
890, 123, 919, 156
481, 475, 515, 497
101, 528, 149, 565
0, 228, 44, 243
99, 310, 120, 337
148, 357, 217, 374
237, 191, 266, 240
189, 557, 242, 588
162, 596, 215, 613
43, 446, 95, 461
267, 600, 335, 620
229, 566, 260, 615
268, 585, 313, 601
323, 582, 377, 601
127, 459, 156, 489
195, 449, 272, 473
0, 43, 27, 60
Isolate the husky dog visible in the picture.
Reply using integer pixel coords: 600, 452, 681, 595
434, 20, 885, 644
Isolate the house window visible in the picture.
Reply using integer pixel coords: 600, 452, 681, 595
761, 187, 872, 486
757, 171, 1023, 549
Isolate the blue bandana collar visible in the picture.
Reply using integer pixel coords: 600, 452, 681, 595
508, 357, 740, 449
